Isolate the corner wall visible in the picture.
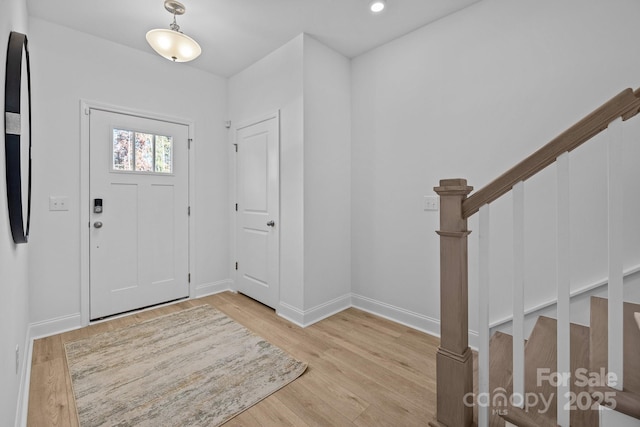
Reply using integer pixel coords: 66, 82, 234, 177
1, 2, 30, 425
228, 34, 306, 312
302, 36, 351, 314
228, 34, 352, 323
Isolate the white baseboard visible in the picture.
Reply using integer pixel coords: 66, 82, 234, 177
278, 293, 443, 341
28, 280, 233, 340
489, 264, 640, 330
15, 328, 33, 427
29, 312, 82, 341
277, 294, 352, 328
16, 313, 83, 427
351, 293, 441, 339
277, 302, 305, 326
193, 279, 233, 298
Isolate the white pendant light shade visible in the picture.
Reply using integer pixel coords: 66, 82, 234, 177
146, 28, 201, 62
146, 0, 201, 63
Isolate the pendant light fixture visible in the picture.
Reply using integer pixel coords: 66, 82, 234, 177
146, 0, 201, 63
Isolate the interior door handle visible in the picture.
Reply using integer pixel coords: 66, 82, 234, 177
266, 221, 275, 227
94, 221, 103, 229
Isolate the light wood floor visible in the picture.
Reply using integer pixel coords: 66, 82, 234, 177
27, 291, 439, 426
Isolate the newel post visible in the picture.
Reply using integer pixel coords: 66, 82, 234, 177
431, 179, 474, 427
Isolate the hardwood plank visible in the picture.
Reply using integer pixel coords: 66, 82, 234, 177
334, 309, 404, 338
394, 327, 440, 353
62, 355, 79, 427
274, 380, 355, 426
354, 402, 431, 427
28, 291, 438, 426
31, 335, 64, 365
322, 346, 434, 410
222, 411, 264, 427
27, 359, 77, 427
310, 349, 432, 418
240, 396, 311, 426
300, 365, 370, 421
314, 315, 435, 383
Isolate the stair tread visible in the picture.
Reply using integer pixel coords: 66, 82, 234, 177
489, 332, 513, 427
591, 386, 640, 420
590, 296, 640, 395
483, 297, 640, 426
500, 405, 559, 427
500, 316, 598, 426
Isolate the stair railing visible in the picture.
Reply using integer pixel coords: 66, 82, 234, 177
431, 87, 640, 427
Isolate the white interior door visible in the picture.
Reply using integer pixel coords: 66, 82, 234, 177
236, 115, 280, 309
89, 109, 189, 319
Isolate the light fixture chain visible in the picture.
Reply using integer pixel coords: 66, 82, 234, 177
170, 13, 181, 33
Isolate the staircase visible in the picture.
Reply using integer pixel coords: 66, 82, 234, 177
429, 86, 640, 427
485, 297, 640, 426
589, 297, 640, 420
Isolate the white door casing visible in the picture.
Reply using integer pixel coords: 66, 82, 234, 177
88, 108, 189, 319
235, 114, 280, 309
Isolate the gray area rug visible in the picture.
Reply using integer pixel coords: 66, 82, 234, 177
64, 305, 307, 426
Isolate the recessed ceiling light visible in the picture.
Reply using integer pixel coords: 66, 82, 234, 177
370, 0, 386, 14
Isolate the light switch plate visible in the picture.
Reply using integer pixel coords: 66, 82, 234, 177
49, 196, 69, 211
424, 195, 439, 211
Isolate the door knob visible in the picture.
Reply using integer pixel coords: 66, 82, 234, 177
266, 220, 275, 227
94, 221, 103, 229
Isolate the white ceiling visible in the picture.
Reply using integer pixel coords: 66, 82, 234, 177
27, 0, 480, 77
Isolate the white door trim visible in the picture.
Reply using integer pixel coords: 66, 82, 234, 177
230, 110, 280, 306
79, 99, 196, 326
235, 111, 279, 131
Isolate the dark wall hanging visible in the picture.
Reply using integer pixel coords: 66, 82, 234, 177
4, 31, 32, 244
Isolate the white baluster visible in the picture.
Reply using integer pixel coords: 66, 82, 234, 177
513, 181, 525, 407
607, 118, 624, 390
556, 152, 571, 426
478, 204, 491, 427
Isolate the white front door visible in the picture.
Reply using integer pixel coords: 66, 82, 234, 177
89, 109, 189, 319
235, 115, 280, 309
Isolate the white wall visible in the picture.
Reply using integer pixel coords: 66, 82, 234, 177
1, 1, 30, 425
351, 0, 640, 336
228, 34, 352, 322
303, 36, 351, 311
27, 18, 229, 325
228, 34, 305, 312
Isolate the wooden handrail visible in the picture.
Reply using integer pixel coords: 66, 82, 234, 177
433, 86, 640, 427
462, 87, 640, 219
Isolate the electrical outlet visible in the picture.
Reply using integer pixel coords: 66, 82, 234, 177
49, 196, 69, 211
423, 195, 439, 211
15, 345, 19, 374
